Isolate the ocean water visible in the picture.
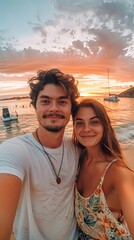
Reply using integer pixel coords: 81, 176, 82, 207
0, 97, 134, 151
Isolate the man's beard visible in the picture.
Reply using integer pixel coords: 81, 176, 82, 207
41, 113, 66, 132
43, 125, 64, 132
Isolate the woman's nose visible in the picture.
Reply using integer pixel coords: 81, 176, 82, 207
83, 123, 91, 131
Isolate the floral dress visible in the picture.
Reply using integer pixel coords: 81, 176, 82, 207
75, 160, 132, 240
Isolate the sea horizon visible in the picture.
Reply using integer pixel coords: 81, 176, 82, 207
0, 97, 134, 150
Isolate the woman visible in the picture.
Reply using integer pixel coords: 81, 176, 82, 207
72, 98, 134, 239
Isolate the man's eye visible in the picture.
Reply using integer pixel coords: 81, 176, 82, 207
59, 100, 67, 105
42, 100, 49, 104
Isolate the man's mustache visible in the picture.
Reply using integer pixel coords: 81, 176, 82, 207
43, 113, 65, 119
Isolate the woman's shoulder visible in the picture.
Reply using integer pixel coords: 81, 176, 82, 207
108, 158, 133, 171
106, 159, 134, 186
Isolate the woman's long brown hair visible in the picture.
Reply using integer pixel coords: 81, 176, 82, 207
72, 98, 124, 162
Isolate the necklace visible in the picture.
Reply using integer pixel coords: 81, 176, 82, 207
35, 129, 64, 184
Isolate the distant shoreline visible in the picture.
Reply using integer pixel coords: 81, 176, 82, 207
1, 95, 134, 102
0, 96, 30, 101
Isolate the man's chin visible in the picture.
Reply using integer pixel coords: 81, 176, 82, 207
44, 125, 64, 132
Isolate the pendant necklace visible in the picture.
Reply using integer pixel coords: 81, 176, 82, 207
35, 129, 64, 184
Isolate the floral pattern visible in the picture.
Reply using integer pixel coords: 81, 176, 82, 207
75, 163, 132, 240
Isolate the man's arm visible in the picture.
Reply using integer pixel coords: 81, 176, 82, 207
0, 174, 22, 240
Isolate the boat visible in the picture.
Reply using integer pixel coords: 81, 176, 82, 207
104, 69, 120, 102
104, 93, 120, 102
2, 106, 18, 122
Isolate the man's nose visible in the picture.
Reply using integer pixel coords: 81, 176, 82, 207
49, 101, 59, 111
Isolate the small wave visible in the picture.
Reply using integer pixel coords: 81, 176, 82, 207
115, 122, 134, 146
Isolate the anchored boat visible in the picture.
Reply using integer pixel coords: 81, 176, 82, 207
104, 69, 120, 102
104, 93, 120, 102
2, 106, 18, 122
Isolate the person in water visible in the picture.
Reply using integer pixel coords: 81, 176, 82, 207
72, 98, 134, 239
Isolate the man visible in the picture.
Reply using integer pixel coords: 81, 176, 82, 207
0, 69, 80, 240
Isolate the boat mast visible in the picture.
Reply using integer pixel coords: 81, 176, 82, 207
108, 68, 110, 97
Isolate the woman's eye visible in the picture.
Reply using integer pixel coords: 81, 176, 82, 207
75, 121, 83, 126
90, 120, 100, 125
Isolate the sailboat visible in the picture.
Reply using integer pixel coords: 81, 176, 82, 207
104, 69, 120, 102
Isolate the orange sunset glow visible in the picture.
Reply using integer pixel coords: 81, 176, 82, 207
0, 0, 134, 99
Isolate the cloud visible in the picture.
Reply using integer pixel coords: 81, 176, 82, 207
0, 0, 134, 89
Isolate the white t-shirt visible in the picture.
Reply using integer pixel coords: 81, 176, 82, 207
0, 133, 80, 240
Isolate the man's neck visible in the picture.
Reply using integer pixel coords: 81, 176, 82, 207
33, 127, 64, 148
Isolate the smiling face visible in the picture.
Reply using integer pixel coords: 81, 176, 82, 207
74, 107, 104, 148
35, 84, 72, 132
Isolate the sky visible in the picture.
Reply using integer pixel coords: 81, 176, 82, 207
0, 0, 134, 98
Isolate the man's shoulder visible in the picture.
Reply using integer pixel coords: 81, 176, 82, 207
0, 133, 31, 147
0, 133, 35, 161
63, 135, 80, 153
